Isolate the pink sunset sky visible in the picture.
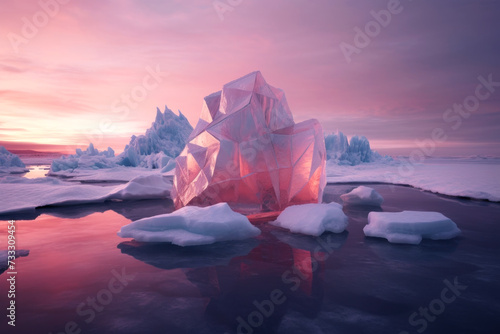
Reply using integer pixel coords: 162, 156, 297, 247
1, 0, 499, 156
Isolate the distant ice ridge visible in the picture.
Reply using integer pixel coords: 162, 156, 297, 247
325, 131, 391, 165
50, 106, 192, 174
0, 146, 28, 174
117, 106, 193, 169
50, 143, 116, 172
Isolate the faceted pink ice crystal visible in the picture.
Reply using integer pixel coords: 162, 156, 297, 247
172, 71, 326, 212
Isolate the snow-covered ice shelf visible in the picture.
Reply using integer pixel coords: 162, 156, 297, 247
0, 174, 172, 215
327, 159, 500, 202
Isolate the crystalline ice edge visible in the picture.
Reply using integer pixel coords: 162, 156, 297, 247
172, 71, 326, 212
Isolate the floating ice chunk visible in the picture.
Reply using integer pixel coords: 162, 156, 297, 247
173, 71, 326, 212
364, 211, 461, 245
270, 202, 348, 236
0, 146, 28, 174
117, 203, 261, 246
340, 186, 384, 206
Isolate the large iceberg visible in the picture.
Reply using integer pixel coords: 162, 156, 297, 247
364, 211, 461, 244
325, 132, 389, 165
0, 146, 28, 174
117, 203, 261, 246
172, 71, 327, 212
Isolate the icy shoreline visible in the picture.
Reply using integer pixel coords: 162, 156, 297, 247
326, 159, 500, 202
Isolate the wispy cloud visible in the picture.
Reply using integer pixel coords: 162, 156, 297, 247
0, 0, 498, 156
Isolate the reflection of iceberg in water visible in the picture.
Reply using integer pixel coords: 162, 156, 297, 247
0, 249, 29, 275
1, 198, 175, 222
118, 226, 347, 332
117, 239, 260, 269
271, 230, 348, 252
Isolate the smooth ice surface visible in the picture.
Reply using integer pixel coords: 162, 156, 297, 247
324, 132, 390, 165
0, 146, 28, 174
364, 211, 461, 244
271, 202, 348, 236
117, 203, 261, 246
0, 174, 171, 215
173, 71, 326, 211
326, 158, 500, 202
341, 186, 384, 206
48, 166, 164, 182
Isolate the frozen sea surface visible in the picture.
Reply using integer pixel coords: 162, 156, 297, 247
1, 184, 499, 334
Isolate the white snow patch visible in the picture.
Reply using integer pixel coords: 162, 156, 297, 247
364, 211, 461, 245
341, 186, 384, 206
271, 202, 348, 236
0, 174, 171, 215
117, 203, 261, 246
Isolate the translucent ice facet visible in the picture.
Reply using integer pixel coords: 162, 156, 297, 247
172, 71, 326, 212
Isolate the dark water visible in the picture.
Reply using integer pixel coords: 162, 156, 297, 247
1, 184, 499, 334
